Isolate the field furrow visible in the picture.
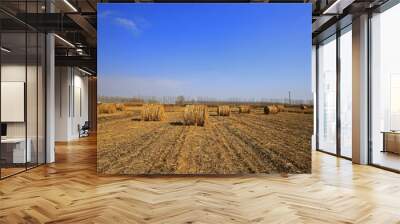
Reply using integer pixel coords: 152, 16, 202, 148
231, 113, 311, 159
226, 114, 311, 172
210, 116, 274, 173
98, 105, 313, 174
97, 121, 170, 174
145, 125, 189, 174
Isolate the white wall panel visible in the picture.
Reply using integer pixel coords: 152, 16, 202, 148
1, 82, 25, 122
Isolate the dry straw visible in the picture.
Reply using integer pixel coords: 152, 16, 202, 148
183, 105, 208, 126
141, 104, 165, 121
115, 103, 126, 111
98, 103, 117, 114
239, 105, 250, 114
276, 105, 285, 112
264, 105, 279, 114
217, 105, 231, 116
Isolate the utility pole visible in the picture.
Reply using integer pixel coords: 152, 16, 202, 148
288, 91, 291, 105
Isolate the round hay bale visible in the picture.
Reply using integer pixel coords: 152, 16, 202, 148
239, 105, 250, 113
300, 105, 308, 110
97, 103, 105, 114
276, 105, 285, 112
141, 104, 165, 121
264, 105, 279, 114
217, 105, 230, 116
115, 103, 126, 111
98, 103, 117, 114
184, 105, 208, 126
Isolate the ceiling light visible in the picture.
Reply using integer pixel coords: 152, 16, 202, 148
76, 48, 85, 55
1, 47, 11, 53
323, 0, 341, 14
54, 34, 75, 48
63, 0, 78, 12
323, 0, 354, 15
78, 67, 93, 76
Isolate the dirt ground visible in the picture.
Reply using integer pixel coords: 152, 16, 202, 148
97, 105, 313, 174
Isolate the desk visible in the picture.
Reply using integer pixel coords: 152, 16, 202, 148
1, 138, 31, 163
382, 131, 400, 154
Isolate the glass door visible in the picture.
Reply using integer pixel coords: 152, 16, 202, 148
339, 26, 352, 158
0, 1, 47, 179
1, 31, 28, 178
370, 3, 400, 171
317, 35, 337, 154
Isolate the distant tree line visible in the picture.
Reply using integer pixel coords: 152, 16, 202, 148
98, 95, 313, 106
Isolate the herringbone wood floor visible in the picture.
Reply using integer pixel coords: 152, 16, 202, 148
1, 136, 400, 224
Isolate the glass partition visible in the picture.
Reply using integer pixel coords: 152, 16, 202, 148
0, 31, 28, 177
370, 3, 400, 171
339, 26, 352, 158
317, 35, 337, 154
0, 1, 46, 179
38, 32, 46, 165
27, 31, 38, 169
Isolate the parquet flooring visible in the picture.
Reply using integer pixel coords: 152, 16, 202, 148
0, 135, 400, 223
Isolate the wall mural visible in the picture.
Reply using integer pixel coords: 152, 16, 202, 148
97, 3, 313, 175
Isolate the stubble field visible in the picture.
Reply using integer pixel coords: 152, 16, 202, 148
97, 104, 313, 175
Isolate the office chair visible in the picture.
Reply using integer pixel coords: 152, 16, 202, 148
79, 121, 90, 138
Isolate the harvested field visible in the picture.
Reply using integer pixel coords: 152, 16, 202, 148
115, 103, 126, 111
276, 105, 285, 112
98, 104, 313, 174
98, 103, 117, 114
284, 106, 313, 114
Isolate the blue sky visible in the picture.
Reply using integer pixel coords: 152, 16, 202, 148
98, 3, 311, 101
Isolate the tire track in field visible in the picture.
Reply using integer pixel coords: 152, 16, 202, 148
208, 116, 263, 173
206, 120, 244, 173
194, 122, 241, 174
145, 125, 189, 174
180, 128, 211, 174
172, 121, 242, 174
211, 116, 274, 173
226, 115, 311, 173
165, 125, 191, 173
175, 125, 225, 174
175, 127, 194, 174
129, 124, 185, 174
